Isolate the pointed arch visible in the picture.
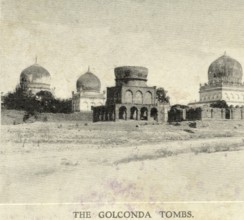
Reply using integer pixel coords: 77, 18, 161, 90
134, 90, 143, 104
125, 90, 133, 103
144, 91, 152, 104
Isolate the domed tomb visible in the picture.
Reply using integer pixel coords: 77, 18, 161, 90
76, 71, 101, 92
189, 53, 244, 107
72, 69, 105, 112
114, 66, 148, 87
20, 64, 51, 92
208, 54, 243, 85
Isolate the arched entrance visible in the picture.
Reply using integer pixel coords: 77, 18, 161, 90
150, 108, 158, 121
119, 106, 127, 120
104, 110, 109, 121
130, 107, 138, 120
211, 109, 214, 118
108, 109, 114, 121
226, 109, 230, 119
140, 107, 148, 120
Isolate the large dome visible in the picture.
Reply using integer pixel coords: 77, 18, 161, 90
20, 64, 51, 85
76, 71, 101, 92
208, 55, 243, 84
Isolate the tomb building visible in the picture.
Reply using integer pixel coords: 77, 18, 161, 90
93, 66, 169, 122
189, 53, 244, 107
72, 68, 105, 112
20, 62, 51, 94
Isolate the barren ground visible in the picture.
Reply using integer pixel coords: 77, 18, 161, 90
1, 119, 244, 203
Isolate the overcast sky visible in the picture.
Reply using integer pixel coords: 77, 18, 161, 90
1, 0, 244, 104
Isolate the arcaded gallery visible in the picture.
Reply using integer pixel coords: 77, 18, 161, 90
93, 66, 168, 122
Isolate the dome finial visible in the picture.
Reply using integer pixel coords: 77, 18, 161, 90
35, 55, 38, 64
224, 51, 226, 56
88, 65, 90, 72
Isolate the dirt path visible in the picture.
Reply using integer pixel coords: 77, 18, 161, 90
1, 135, 244, 203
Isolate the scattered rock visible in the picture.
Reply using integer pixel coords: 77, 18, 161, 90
184, 129, 194, 133
175, 122, 181, 126
61, 158, 79, 166
189, 122, 197, 128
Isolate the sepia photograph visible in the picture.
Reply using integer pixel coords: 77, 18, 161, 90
1, 0, 244, 219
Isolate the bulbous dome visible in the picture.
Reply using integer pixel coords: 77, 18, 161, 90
20, 64, 51, 85
76, 71, 101, 92
208, 55, 243, 84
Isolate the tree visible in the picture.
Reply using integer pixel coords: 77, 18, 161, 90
156, 87, 170, 104
36, 91, 54, 100
35, 91, 55, 113
4, 85, 34, 110
210, 100, 228, 109
3, 87, 72, 114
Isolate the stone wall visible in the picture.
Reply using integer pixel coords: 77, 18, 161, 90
168, 106, 244, 122
186, 108, 202, 120
93, 105, 115, 122
168, 108, 184, 122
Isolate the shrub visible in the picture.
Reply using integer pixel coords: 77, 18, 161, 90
210, 100, 228, 109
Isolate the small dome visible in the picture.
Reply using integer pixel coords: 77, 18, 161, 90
208, 54, 243, 84
77, 71, 101, 92
20, 64, 51, 85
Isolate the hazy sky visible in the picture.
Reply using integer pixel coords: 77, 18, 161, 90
1, 0, 244, 104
